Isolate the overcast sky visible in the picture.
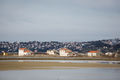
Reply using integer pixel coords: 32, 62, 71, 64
0, 0, 120, 42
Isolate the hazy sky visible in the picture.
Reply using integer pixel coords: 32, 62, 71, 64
0, 0, 120, 42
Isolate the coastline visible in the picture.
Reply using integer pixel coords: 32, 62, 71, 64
0, 56, 120, 61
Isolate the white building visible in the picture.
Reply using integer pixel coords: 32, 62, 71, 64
59, 48, 72, 56
105, 52, 114, 56
47, 50, 57, 55
18, 48, 32, 56
88, 51, 100, 57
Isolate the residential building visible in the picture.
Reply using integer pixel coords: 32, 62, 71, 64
105, 52, 114, 56
59, 48, 72, 56
88, 51, 100, 57
18, 48, 32, 56
47, 50, 58, 55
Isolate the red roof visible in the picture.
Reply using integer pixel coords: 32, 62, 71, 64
88, 51, 99, 53
60, 48, 72, 53
24, 50, 31, 53
19, 48, 32, 53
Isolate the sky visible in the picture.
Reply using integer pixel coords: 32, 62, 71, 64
0, 0, 120, 42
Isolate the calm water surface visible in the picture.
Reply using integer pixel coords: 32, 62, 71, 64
0, 68, 120, 80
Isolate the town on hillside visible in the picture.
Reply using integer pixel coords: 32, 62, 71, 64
0, 38, 120, 57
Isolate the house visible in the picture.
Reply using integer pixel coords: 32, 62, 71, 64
59, 48, 73, 56
105, 52, 114, 56
47, 50, 58, 55
115, 53, 120, 57
18, 48, 32, 56
88, 51, 100, 57
2, 51, 8, 56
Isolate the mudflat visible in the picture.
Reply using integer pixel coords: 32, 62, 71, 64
0, 62, 120, 70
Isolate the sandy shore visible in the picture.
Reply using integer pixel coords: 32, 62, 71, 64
0, 62, 120, 70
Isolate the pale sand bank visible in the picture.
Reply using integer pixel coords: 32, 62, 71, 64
0, 62, 120, 70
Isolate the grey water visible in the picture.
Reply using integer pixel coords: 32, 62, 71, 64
0, 60, 120, 64
0, 68, 120, 80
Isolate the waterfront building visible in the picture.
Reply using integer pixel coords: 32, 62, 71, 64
105, 52, 114, 56
18, 48, 32, 56
87, 51, 100, 57
59, 48, 72, 56
47, 50, 58, 55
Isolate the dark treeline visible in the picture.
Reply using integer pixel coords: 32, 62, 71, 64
0, 38, 120, 53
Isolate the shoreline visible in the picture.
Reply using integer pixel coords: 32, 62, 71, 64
0, 62, 120, 71
0, 56, 120, 61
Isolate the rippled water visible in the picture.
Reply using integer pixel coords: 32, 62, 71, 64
0, 68, 120, 80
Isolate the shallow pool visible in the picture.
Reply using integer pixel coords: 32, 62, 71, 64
0, 68, 120, 80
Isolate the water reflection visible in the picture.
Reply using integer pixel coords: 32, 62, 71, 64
0, 68, 120, 80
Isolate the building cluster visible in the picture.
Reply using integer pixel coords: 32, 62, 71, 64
18, 47, 120, 57
46, 48, 76, 56
0, 38, 120, 57
18, 48, 76, 56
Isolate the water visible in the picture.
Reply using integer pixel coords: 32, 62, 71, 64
0, 68, 120, 80
0, 60, 120, 64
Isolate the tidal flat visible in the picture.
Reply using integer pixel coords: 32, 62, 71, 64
0, 61, 120, 70
0, 61, 120, 80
